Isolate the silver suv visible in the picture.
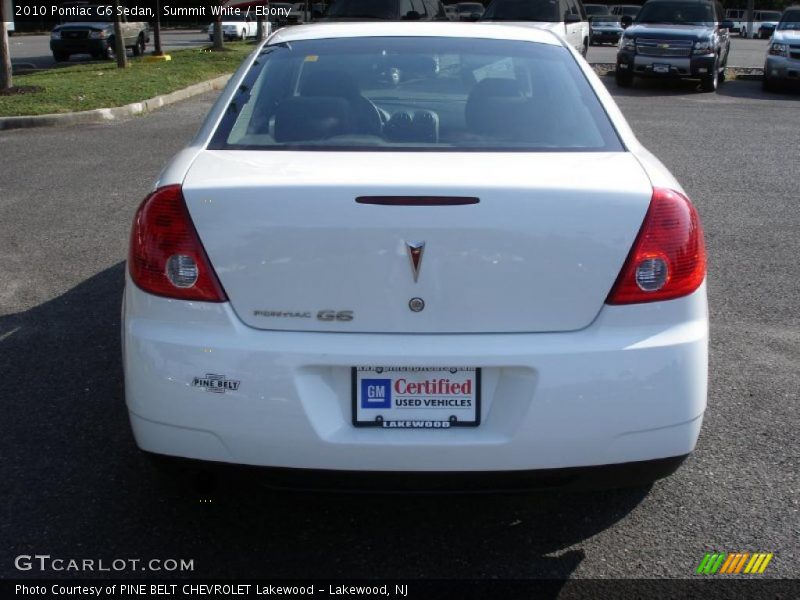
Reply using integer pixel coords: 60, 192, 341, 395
763, 7, 800, 92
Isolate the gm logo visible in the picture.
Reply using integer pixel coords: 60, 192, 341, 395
361, 379, 391, 409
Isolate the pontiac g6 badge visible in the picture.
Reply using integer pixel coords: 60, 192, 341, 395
406, 241, 425, 282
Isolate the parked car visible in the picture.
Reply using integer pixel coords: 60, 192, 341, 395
481, 0, 591, 56
445, 5, 459, 19
611, 4, 641, 20
322, 0, 448, 20
456, 2, 486, 20
269, 3, 294, 28
616, 0, 730, 92
741, 10, 781, 39
763, 6, 800, 91
125, 22, 708, 491
207, 13, 261, 41
591, 14, 624, 44
584, 3, 611, 17
724, 8, 745, 34
759, 22, 777, 39
49, 4, 150, 61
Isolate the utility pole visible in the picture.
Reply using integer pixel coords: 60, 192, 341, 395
112, 0, 128, 68
0, 0, 12, 91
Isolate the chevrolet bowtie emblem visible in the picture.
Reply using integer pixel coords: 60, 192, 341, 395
406, 241, 425, 283
658, 43, 670, 48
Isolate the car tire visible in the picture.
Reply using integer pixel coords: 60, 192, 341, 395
132, 34, 145, 57
700, 60, 719, 92
582, 38, 588, 58
105, 37, 116, 60
615, 67, 633, 87
718, 66, 726, 83
52, 51, 70, 62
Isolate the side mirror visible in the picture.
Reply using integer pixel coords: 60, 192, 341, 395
403, 10, 421, 20
621, 15, 633, 28
565, 13, 582, 24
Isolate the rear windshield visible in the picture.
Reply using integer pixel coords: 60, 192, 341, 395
482, 0, 559, 22
209, 37, 622, 152
325, 0, 399, 19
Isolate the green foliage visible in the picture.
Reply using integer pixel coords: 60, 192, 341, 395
0, 43, 253, 117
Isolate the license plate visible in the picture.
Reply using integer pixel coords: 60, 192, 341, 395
653, 63, 671, 73
352, 367, 481, 429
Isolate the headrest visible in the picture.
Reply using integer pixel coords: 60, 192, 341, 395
274, 96, 354, 143
300, 69, 361, 100
465, 78, 530, 137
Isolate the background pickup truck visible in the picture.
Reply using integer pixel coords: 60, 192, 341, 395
50, 5, 150, 62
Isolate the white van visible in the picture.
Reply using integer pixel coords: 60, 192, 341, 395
481, 0, 591, 56
740, 10, 782, 38
2, 0, 15, 36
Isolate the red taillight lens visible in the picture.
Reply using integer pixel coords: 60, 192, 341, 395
128, 185, 227, 302
606, 187, 706, 305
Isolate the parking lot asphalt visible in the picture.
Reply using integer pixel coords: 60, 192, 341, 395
0, 78, 798, 581
8, 29, 210, 70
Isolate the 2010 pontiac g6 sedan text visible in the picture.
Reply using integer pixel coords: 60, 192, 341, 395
123, 22, 708, 491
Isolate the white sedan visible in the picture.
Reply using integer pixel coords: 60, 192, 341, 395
124, 22, 708, 490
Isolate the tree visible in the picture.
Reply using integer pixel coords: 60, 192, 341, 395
213, 1, 224, 50
0, 0, 12, 91
112, 0, 128, 68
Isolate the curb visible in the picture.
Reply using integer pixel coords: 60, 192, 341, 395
0, 74, 231, 132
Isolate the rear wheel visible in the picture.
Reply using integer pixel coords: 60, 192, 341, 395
581, 38, 588, 57
615, 67, 633, 87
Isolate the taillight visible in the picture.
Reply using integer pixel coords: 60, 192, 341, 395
128, 185, 227, 302
606, 187, 706, 305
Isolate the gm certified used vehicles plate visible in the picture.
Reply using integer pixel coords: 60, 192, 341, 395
123, 22, 708, 491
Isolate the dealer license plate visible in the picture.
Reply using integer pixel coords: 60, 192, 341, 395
653, 63, 671, 73
353, 367, 481, 429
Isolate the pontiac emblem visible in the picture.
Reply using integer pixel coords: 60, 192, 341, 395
406, 241, 425, 283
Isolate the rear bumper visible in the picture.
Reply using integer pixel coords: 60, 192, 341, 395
123, 276, 708, 474
146, 452, 690, 492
